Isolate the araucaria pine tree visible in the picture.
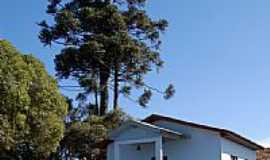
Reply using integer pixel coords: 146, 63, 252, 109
39, 0, 175, 116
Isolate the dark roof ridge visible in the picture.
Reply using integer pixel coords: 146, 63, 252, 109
143, 114, 264, 150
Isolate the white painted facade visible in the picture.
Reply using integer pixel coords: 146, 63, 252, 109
155, 120, 221, 160
107, 115, 261, 160
221, 138, 256, 160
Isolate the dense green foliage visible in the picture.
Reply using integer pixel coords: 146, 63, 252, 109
49, 109, 128, 160
0, 1, 175, 159
39, 0, 175, 116
0, 40, 68, 159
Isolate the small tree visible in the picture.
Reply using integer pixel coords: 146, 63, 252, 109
39, 0, 175, 116
0, 40, 68, 159
49, 109, 128, 160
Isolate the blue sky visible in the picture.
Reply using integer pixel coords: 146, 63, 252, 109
1, 0, 270, 146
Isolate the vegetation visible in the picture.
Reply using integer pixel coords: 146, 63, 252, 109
39, 0, 175, 116
0, 40, 68, 159
49, 109, 128, 160
0, 1, 174, 159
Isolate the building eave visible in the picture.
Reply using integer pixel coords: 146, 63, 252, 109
143, 114, 264, 150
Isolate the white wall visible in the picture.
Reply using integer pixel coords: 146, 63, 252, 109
155, 120, 221, 160
108, 120, 257, 160
107, 126, 160, 160
121, 143, 154, 160
107, 143, 114, 160
107, 142, 156, 160
221, 153, 231, 160
113, 126, 160, 141
221, 138, 256, 160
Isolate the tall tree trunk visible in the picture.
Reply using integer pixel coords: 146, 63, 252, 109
99, 68, 110, 116
113, 65, 119, 110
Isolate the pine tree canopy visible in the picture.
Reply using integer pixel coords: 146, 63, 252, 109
39, 0, 175, 116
